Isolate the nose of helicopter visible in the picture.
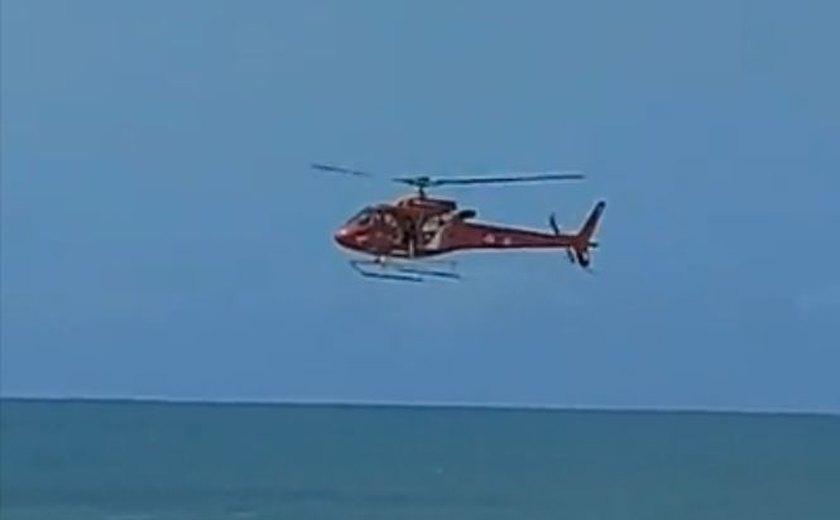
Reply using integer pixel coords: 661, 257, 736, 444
334, 226, 354, 249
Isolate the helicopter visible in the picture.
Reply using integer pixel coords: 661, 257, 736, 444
313, 163, 606, 282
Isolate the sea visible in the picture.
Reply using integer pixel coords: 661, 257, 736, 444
1, 398, 839, 520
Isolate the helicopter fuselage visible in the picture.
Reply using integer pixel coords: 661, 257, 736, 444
312, 162, 603, 280
334, 194, 602, 262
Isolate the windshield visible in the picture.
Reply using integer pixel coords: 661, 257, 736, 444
345, 207, 375, 226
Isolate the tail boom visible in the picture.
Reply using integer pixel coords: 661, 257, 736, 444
441, 200, 606, 266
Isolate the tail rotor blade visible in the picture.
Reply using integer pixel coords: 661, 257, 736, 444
549, 213, 560, 236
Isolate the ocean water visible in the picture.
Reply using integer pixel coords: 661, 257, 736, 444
1, 399, 839, 519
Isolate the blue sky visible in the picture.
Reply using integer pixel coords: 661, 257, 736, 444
2, 0, 838, 412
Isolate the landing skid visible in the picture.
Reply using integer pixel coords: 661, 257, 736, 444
349, 258, 461, 283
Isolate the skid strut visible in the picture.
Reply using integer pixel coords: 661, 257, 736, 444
349, 258, 461, 282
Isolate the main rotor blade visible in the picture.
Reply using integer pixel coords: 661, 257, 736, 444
313, 162, 584, 191
391, 171, 584, 189
311, 163, 372, 177
428, 172, 584, 186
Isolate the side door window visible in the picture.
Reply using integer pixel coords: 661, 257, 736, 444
381, 212, 404, 245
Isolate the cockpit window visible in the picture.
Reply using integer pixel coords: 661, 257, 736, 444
346, 207, 376, 227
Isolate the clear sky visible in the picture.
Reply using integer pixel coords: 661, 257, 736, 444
2, 0, 838, 413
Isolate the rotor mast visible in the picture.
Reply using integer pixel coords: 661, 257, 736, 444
393, 176, 434, 198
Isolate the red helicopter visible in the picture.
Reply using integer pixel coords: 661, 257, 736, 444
313, 163, 606, 282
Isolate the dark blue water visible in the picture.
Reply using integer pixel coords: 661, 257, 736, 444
2, 398, 839, 519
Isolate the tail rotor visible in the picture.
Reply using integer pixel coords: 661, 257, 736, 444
549, 201, 605, 273
549, 213, 578, 266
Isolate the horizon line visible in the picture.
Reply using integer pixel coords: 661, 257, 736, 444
1, 393, 838, 418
